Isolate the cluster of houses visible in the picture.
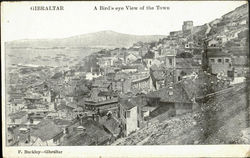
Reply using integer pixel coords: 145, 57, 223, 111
6, 13, 249, 146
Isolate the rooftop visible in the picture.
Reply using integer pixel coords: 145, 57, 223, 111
31, 119, 64, 141
8, 111, 28, 120
99, 116, 120, 136
94, 98, 119, 107
98, 91, 118, 97
207, 48, 231, 58
119, 95, 147, 110
176, 58, 200, 69
132, 76, 150, 84
147, 82, 192, 103
143, 51, 155, 59
61, 119, 111, 146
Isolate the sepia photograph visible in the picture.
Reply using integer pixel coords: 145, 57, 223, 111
1, 1, 250, 157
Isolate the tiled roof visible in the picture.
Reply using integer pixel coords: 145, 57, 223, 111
180, 71, 219, 99
176, 58, 199, 69
12, 99, 24, 104
61, 120, 111, 146
24, 93, 42, 100
207, 48, 231, 57
8, 111, 28, 120
31, 119, 63, 141
94, 98, 119, 106
131, 96, 148, 107
119, 97, 143, 110
99, 116, 120, 136
131, 76, 150, 84
143, 51, 155, 59
52, 119, 72, 126
151, 70, 165, 81
132, 58, 143, 64
98, 91, 118, 97
66, 102, 77, 109
228, 48, 249, 57
147, 83, 192, 103
92, 80, 111, 88
120, 65, 137, 69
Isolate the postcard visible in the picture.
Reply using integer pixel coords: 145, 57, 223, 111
1, 1, 250, 157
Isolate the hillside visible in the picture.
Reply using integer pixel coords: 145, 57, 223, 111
112, 83, 248, 145
6, 30, 166, 49
111, 3, 249, 145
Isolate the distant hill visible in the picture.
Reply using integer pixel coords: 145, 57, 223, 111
6, 30, 166, 49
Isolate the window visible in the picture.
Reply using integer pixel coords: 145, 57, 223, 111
225, 59, 230, 63
178, 76, 181, 81
210, 59, 215, 62
169, 58, 173, 65
126, 111, 131, 118
218, 59, 222, 63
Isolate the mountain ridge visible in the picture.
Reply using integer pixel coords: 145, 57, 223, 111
6, 30, 167, 49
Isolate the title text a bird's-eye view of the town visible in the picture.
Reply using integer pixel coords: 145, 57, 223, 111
3, 2, 250, 146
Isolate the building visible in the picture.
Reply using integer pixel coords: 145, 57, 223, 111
8, 111, 28, 125
85, 98, 119, 115
182, 21, 193, 32
98, 57, 115, 68
131, 75, 154, 94
175, 58, 201, 81
147, 82, 193, 116
143, 51, 155, 68
120, 65, 138, 73
86, 67, 102, 80
125, 53, 138, 64
170, 31, 182, 37
8, 99, 25, 113
216, 35, 228, 45
99, 115, 121, 141
118, 98, 139, 136
150, 66, 167, 90
56, 103, 76, 120
210, 18, 222, 27
86, 72, 102, 81
30, 119, 70, 146
164, 50, 176, 68
230, 47, 249, 78
207, 48, 233, 77
24, 93, 43, 107
112, 75, 132, 94
61, 119, 111, 145
208, 38, 220, 47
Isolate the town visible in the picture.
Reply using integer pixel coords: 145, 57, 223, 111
6, 3, 249, 146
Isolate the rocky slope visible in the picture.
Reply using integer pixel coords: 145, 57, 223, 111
112, 83, 249, 145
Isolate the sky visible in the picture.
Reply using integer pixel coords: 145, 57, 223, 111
1, 1, 247, 41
